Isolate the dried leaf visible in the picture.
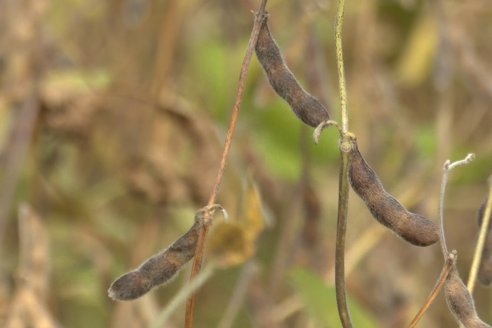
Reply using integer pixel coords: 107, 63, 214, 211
207, 222, 253, 268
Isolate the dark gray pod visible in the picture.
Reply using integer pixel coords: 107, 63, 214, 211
108, 221, 200, 301
348, 141, 439, 247
255, 18, 330, 127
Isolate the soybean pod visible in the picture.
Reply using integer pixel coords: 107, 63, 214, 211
255, 17, 330, 127
108, 221, 201, 301
348, 139, 439, 247
444, 264, 491, 328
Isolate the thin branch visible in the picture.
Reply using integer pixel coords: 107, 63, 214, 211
466, 176, 492, 294
334, 0, 352, 326
184, 2, 268, 327
438, 153, 475, 259
406, 250, 457, 328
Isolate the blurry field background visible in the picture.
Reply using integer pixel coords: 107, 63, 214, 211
0, 0, 491, 327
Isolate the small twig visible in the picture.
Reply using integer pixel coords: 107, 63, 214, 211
406, 250, 457, 328
313, 120, 341, 144
184, 2, 268, 327
438, 153, 475, 259
466, 176, 492, 294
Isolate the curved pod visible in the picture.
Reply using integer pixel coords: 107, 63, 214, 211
348, 140, 439, 247
255, 18, 330, 127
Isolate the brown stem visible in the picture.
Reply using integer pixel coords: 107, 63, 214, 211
407, 251, 456, 328
184, 2, 268, 327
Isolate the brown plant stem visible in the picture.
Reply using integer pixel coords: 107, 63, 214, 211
406, 251, 457, 328
184, 2, 268, 327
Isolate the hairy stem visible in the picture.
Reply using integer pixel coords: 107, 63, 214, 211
466, 176, 492, 294
334, 0, 352, 327
336, 0, 348, 134
184, 1, 268, 327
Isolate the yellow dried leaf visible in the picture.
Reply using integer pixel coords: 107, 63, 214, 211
207, 180, 265, 268
207, 222, 253, 268
243, 182, 265, 241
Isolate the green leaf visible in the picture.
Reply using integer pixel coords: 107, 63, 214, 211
288, 268, 379, 328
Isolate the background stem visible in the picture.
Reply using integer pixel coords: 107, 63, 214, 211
466, 177, 492, 294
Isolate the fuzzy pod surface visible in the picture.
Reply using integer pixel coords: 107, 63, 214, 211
445, 265, 492, 328
108, 221, 201, 301
348, 140, 439, 246
255, 18, 330, 127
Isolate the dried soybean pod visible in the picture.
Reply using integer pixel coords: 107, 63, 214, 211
348, 139, 439, 246
255, 17, 330, 127
444, 264, 492, 328
108, 221, 201, 301
477, 197, 492, 286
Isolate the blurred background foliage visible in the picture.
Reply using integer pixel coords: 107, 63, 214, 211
0, 0, 491, 327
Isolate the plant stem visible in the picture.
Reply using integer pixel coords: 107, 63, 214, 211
436, 154, 474, 328
466, 176, 492, 294
334, 0, 352, 327
335, 143, 352, 328
336, 0, 348, 134
438, 161, 452, 258
406, 251, 456, 328
184, 2, 268, 327
438, 154, 475, 260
